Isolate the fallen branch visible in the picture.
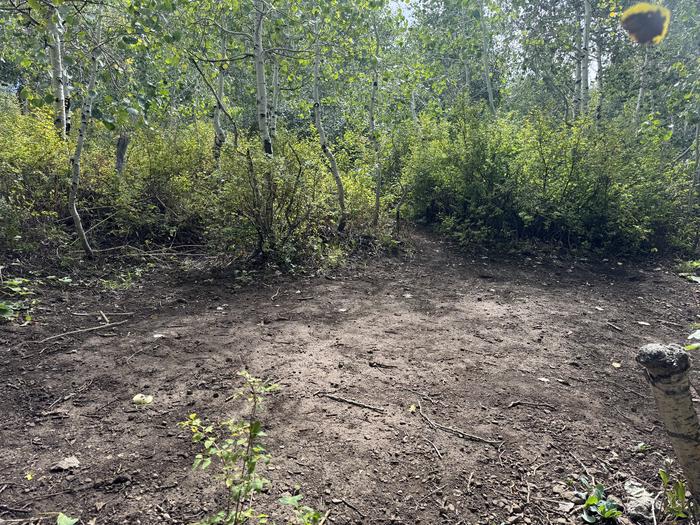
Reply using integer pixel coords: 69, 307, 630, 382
315, 392, 386, 414
70, 311, 134, 317
606, 322, 623, 332
424, 438, 443, 460
318, 509, 331, 525
30, 320, 128, 344
417, 400, 501, 446
508, 400, 556, 410
333, 498, 364, 518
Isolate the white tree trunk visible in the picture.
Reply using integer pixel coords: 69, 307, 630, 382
213, 32, 227, 162
253, 0, 273, 156
634, 47, 649, 127
47, 8, 67, 139
270, 60, 280, 138
370, 67, 382, 227
573, 10, 582, 119
581, 0, 591, 114
313, 35, 346, 232
637, 344, 700, 505
595, 40, 603, 123
69, 23, 102, 258
478, 0, 496, 115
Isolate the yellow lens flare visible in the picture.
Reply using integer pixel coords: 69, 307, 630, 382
621, 3, 671, 45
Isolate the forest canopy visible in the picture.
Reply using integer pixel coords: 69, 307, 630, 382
0, 0, 699, 263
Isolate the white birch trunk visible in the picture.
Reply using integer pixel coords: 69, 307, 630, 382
573, 10, 582, 119
313, 34, 346, 232
637, 344, 700, 505
270, 60, 280, 138
47, 8, 67, 139
370, 66, 381, 227
478, 0, 496, 115
69, 23, 102, 258
595, 40, 603, 123
369, 17, 382, 227
253, 0, 273, 156
581, 0, 591, 114
634, 47, 649, 127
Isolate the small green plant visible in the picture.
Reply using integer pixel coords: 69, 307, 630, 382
0, 275, 35, 322
278, 495, 323, 525
659, 468, 692, 520
180, 371, 322, 525
581, 480, 622, 523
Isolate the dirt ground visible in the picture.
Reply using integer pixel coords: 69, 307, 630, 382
2, 230, 699, 525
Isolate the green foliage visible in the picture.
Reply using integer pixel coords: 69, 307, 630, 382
659, 468, 692, 520
56, 513, 79, 525
0, 274, 35, 323
180, 371, 320, 525
404, 102, 697, 255
581, 481, 622, 523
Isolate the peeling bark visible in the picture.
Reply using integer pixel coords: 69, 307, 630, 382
637, 344, 700, 505
47, 7, 67, 139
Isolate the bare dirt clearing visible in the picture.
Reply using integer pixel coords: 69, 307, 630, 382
2, 231, 699, 524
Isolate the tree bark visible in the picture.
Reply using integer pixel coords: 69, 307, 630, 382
478, 0, 496, 115
47, 7, 67, 139
637, 344, 700, 506
313, 31, 346, 232
270, 60, 280, 138
594, 39, 603, 123
634, 47, 649, 127
573, 9, 582, 119
581, 0, 591, 114
693, 124, 700, 250
253, 0, 273, 156
115, 132, 130, 176
370, 19, 382, 227
69, 23, 101, 259
213, 32, 227, 162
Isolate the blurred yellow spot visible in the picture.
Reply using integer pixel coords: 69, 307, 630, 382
621, 3, 671, 45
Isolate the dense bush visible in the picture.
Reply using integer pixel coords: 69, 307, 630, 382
0, 96, 378, 264
402, 102, 698, 255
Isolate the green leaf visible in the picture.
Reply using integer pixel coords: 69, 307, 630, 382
279, 494, 303, 507
56, 513, 79, 525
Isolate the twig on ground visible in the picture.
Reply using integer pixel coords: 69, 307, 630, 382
335, 498, 364, 518
424, 438, 443, 460
0, 504, 31, 514
466, 471, 474, 493
314, 392, 386, 414
99, 310, 110, 324
651, 491, 661, 525
318, 509, 331, 525
606, 322, 623, 332
30, 320, 128, 344
569, 451, 593, 482
416, 483, 448, 506
70, 311, 134, 317
507, 400, 556, 410
417, 400, 501, 446
271, 287, 281, 301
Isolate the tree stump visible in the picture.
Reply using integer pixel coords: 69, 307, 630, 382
637, 343, 700, 504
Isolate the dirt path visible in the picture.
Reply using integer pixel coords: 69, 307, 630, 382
2, 230, 698, 524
